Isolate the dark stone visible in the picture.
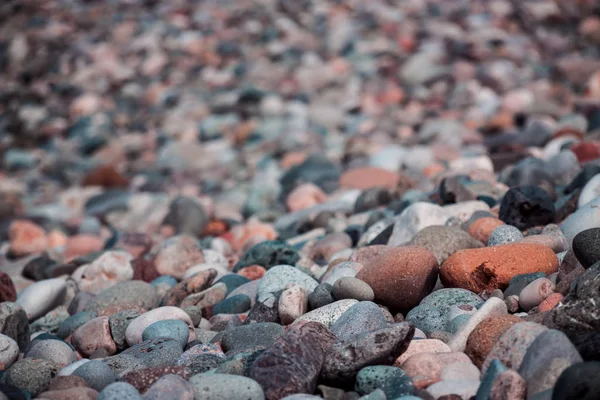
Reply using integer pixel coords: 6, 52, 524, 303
215, 274, 250, 295
321, 322, 414, 384
0, 272, 16, 302
109, 310, 141, 351
544, 262, 600, 335
571, 332, 600, 361
564, 164, 600, 194
504, 272, 547, 297
309, 283, 335, 310
249, 322, 336, 400
354, 188, 393, 213
121, 338, 183, 368
440, 175, 476, 204
162, 197, 208, 237
122, 366, 191, 393
573, 228, 600, 268
56, 311, 97, 339
499, 186, 555, 230
68, 292, 95, 315
344, 225, 363, 248
0, 302, 30, 350
131, 257, 160, 283
279, 154, 341, 197
161, 269, 217, 307
5, 358, 59, 396
519, 330, 582, 382
367, 224, 394, 246
211, 295, 252, 315
552, 362, 600, 400
355, 365, 415, 398
330, 301, 388, 340
22, 255, 56, 281
221, 323, 284, 355
233, 240, 300, 272
503, 159, 555, 197
554, 190, 581, 223
244, 296, 280, 325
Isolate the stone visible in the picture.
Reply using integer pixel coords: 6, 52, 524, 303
221, 323, 284, 354
102, 354, 145, 376
355, 366, 415, 398
388, 203, 451, 246
162, 197, 208, 237
122, 366, 191, 393
395, 339, 451, 366
0, 334, 19, 370
258, 265, 318, 302
108, 310, 140, 350
356, 246, 439, 312
427, 380, 480, 400
465, 315, 522, 368
401, 352, 472, 389
0, 307, 28, 353
125, 307, 195, 346
504, 272, 547, 298
71, 317, 117, 357
468, 217, 505, 244
8, 220, 48, 256
518, 278, 555, 311
488, 225, 523, 246
47, 375, 89, 391
482, 322, 548, 373
143, 374, 194, 400
72, 360, 117, 391
175, 344, 226, 374
552, 362, 600, 400
121, 338, 183, 368
73, 251, 134, 294
83, 281, 158, 315
142, 320, 191, 349
332, 277, 374, 301
37, 387, 99, 400
16, 277, 67, 321
58, 359, 90, 376
490, 370, 526, 400
409, 225, 484, 264
440, 244, 559, 293
98, 382, 142, 400
249, 322, 335, 400
57, 311, 97, 339
294, 299, 358, 328
0, 272, 16, 303
212, 295, 252, 316
152, 236, 205, 279
476, 359, 508, 400
161, 270, 217, 307
440, 362, 480, 381
321, 323, 414, 384
188, 373, 265, 400
216, 275, 250, 295
278, 285, 308, 325
560, 197, 600, 243
578, 174, 600, 208
308, 283, 336, 309
330, 301, 388, 340
5, 358, 60, 395
286, 183, 328, 212
448, 297, 507, 352
82, 164, 129, 188
64, 235, 105, 261
233, 241, 300, 272
24, 338, 76, 367
131, 258, 160, 283
499, 186, 555, 230
572, 228, 600, 268
340, 167, 401, 190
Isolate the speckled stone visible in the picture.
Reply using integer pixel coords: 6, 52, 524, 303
72, 360, 116, 391
476, 359, 508, 400
57, 311, 97, 339
221, 323, 284, 354
24, 338, 77, 367
121, 338, 183, 368
233, 240, 300, 272
489, 369, 526, 400
330, 301, 388, 340
71, 316, 117, 357
258, 265, 318, 302
448, 297, 507, 352
395, 339, 451, 366
488, 225, 523, 247
108, 310, 141, 350
294, 299, 358, 328
465, 315, 522, 368
143, 374, 194, 400
211, 294, 252, 315
0, 302, 30, 350
5, 358, 60, 395
0, 333, 19, 370
36, 387, 99, 400
504, 272, 547, 298
97, 382, 142, 400
408, 225, 484, 264
332, 277, 374, 301
142, 319, 191, 349
552, 362, 600, 400
122, 365, 191, 393
308, 283, 335, 309
355, 366, 415, 398
83, 281, 158, 315
188, 373, 265, 400
125, 307, 195, 346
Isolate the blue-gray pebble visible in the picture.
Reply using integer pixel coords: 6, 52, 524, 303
72, 360, 116, 391
355, 366, 415, 398
97, 382, 142, 400
487, 225, 523, 246
141, 319, 190, 349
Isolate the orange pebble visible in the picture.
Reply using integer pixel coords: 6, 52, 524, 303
538, 292, 564, 312
467, 217, 505, 244
237, 265, 266, 280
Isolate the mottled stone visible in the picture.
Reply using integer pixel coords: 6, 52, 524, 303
72, 360, 117, 391
330, 301, 388, 340
83, 281, 158, 315
0, 273, 16, 303
355, 366, 415, 398
152, 236, 205, 279
121, 338, 183, 368
465, 315, 522, 368
489, 370, 526, 400
0, 334, 19, 370
221, 323, 284, 354
71, 317, 117, 357
409, 225, 484, 264
122, 366, 191, 393
188, 373, 265, 400
395, 339, 451, 366
5, 358, 60, 395
234, 241, 300, 272
24, 339, 77, 367
108, 310, 141, 350
401, 352, 472, 388
143, 374, 194, 400
98, 382, 142, 400
278, 285, 308, 325
552, 362, 600, 400
294, 299, 358, 328
0, 302, 29, 350
126, 307, 195, 346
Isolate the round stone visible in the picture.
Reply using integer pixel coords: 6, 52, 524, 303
465, 315, 522, 368
24, 339, 77, 367
332, 277, 374, 301
573, 228, 600, 268
5, 358, 60, 396
0, 333, 19, 370
72, 360, 117, 392
142, 320, 191, 349
98, 382, 142, 400
487, 225, 523, 247
355, 366, 415, 398
212, 294, 252, 315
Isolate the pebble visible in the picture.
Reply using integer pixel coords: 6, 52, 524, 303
278, 285, 308, 325
73, 251, 134, 294
221, 323, 284, 354
16, 278, 67, 321
211, 294, 252, 315
401, 352, 471, 388
332, 277, 374, 301
233, 241, 300, 272
0, 333, 19, 370
24, 338, 77, 367
552, 362, 600, 400
72, 360, 117, 391
121, 338, 183, 368
71, 316, 117, 357
395, 339, 451, 366
37, 387, 99, 400
142, 320, 191, 349
5, 358, 60, 396
440, 244, 559, 293
0, 272, 17, 303
465, 315, 522, 368
409, 225, 484, 264
427, 379, 480, 400
122, 366, 191, 392
355, 366, 415, 398
518, 278, 555, 311
499, 186, 555, 229
448, 297, 507, 352
572, 227, 600, 268
307, 283, 336, 309
143, 374, 194, 400
188, 373, 265, 400
294, 299, 358, 328
97, 382, 142, 400
258, 265, 318, 302
152, 236, 205, 279
125, 307, 195, 346
330, 301, 388, 340
440, 361, 481, 381
356, 246, 439, 311
83, 281, 158, 315
487, 225, 523, 247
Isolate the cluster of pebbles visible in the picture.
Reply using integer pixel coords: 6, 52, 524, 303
1, 0, 600, 399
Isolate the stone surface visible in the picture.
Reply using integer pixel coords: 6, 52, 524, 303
221, 323, 284, 354
440, 243, 559, 293
83, 281, 158, 315
294, 299, 358, 328
355, 366, 415, 398
258, 265, 318, 302
0, 333, 19, 370
125, 307, 195, 346
278, 285, 308, 325
499, 186, 555, 229
573, 228, 600, 268
0, 272, 17, 303
330, 301, 388, 340
401, 351, 471, 388
24, 338, 77, 367
395, 339, 451, 366
71, 316, 117, 357
72, 360, 117, 391
143, 374, 194, 400
5, 358, 60, 396
465, 315, 522, 368
448, 297, 507, 352
552, 362, 600, 400
188, 373, 265, 400
16, 278, 67, 321
408, 225, 484, 264
487, 225, 523, 247
121, 338, 183, 368
427, 379, 480, 400
233, 241, 300, 272
489, 370, 526, 400
142, 319, 191, 349
98, 382, 142, 400
74, 251, 134, 294
122, 366, 191, 393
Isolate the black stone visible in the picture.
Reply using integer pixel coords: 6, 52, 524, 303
354, 188, 393, 213
22, 255, 56, 281
565, 164, 600, 194
573, 228, 600, 268
571, 332, 600, 362
162, 197, 208, 237
280, 154, 341, 197
552, 362, 600, 400
499, 186, 555, 230
233, 240, 300, 272
309, 283, 335, 310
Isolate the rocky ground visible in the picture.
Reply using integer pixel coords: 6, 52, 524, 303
1, 0, 600, 399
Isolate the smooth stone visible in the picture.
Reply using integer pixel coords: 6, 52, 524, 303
504, 272, 547, 298
388, 203, 450, 246
440, 362, 481, 381
278, 285, 308, 325
401, 352, 471, 389
57, 311, 97, 339
125, 307, 195, 346
249, 322, 336, 400
552, 362, 600, 400
447, 314, 472, 334
163, 197, 208, 237
330, 301, 388, 340
499, 186, 555, 230
395, 339, 451, 366
308, 283, 336, 309
143, 374, 194, 400
73, 251, 134, 294
440, 244, 559, 293
36, 387, 99, 400
98, 382, 142, 400
151, 236, 205, 279
83, 281, 158, 314
356, 246, 439, 312
5, 358, 60, 396
0, 334, 19, 370
108, 310, 141, 351
258, 265, 318, 302
487, 225, 523, 247
427, 380, 480, 400
0, 302, 30, 350
122, 365, 191, 392
527, 357, 573, 396
188, 373, 265, 400
465, 315, 523, 368
482, 322, 548, 373
142, 320, 191, 349
16, 278, 67, 321
216, 275, 250, 295
332, 277, 374, 301
221, 323, 284, 354
121, 338, 183, 368
448, 297, 507, 352
72, 360, 117, 391
518, 278, 555, 311
572, 228, 600, 268
102, 354, 146, 376
58, 359, 90, 376
476, 359, 508, 400
24, 339, 77, 367
409, 225, 483, 264
294, 299, 358, 328
227, 280, 260, 306
355, 366, 415, 398
233, 241, 300, 272
578, 174, 600, 208
560, 197, 600, 243
490, 370, 526, 400
321, 323, 414, 384
71, 316, 117, 357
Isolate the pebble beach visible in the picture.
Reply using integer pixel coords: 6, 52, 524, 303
1, 0, 600, 399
